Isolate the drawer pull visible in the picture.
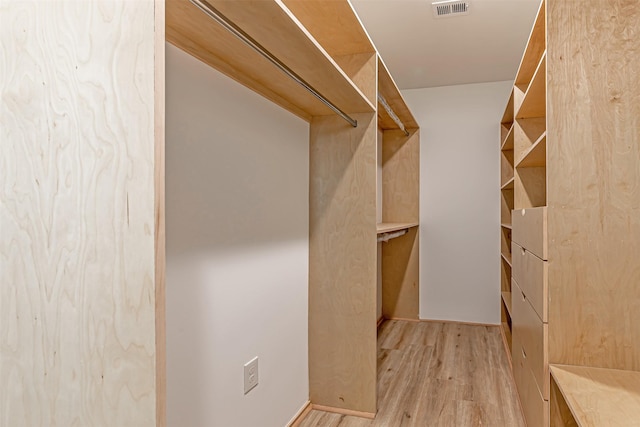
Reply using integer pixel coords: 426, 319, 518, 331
521, 247, 526, 256
522, 348, 527, 358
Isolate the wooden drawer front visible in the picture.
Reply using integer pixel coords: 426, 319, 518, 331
512, 242, 548, 322
512, 279, 549, 400
512, 335, 549, 427
512, 207, 547, 260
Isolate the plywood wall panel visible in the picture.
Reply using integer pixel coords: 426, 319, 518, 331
381, 227, 419, 320
309, 113, 377, 414
382, 129, 420, 224
0, 1, 157, 425
546, 0, 640, 369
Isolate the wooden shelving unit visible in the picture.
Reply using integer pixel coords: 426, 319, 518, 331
168, 0, 421, 418
502, 1, 640, 426
499, 89, 515, 354
376, 56, 420, 325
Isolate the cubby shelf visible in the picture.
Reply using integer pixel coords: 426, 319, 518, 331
502, 292, 513, 316
514, 2, 546, 90
517, 53, 546, 119
501, 177, 515, 190
501, 223, 512, 230
501, 251, 512, 266
502, 321, 512, 348
501, 125, 515, 151
517, 133, 546, 168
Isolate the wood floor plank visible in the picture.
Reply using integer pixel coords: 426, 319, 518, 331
300, 320, 524, 427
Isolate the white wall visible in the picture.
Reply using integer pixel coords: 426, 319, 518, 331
403, 81, 513, 325
165, 43, 309, 427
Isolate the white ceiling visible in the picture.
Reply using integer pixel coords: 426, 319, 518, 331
350, 0, 541, 89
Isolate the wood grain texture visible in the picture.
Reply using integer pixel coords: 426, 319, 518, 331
334, 53, 377, 108
546, 0, 640, 370
501, 148, 515, 187
517, 53, 546, 119
376, 223, 418, 234
280, 0, 376, 105
165, 0, 375, 122
501, 227, 512, 265
381, 227, 419, 320
280, 0, 375, 57
550, 375, 579, 427
512, 242, 548, 322
512, 206, 547, 260
514, 0, 546, 88
512, 333, 549, 427
377, 57, 419, 130
517, 134, 546, 168
379, 128, 419, 322
512, 280, 549, 399
502, 125, 515, 151
154, 0, 166, 425
1, 1, 157, 425
299, 321, 525, 427
381, 129, 420, 224
550, 365, 640, 427
515, 117, 546, 158
501, 256, 512, 293
501, 89, 514, 126
501, 188, 514, 225
515, 165, 547, 208
309, 113, 378, 413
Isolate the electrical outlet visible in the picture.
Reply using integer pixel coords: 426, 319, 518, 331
244, 357, 259, 394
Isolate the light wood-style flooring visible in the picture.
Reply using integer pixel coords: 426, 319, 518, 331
299, 320, 525, 427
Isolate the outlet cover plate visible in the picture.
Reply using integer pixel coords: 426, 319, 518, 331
244, 357, 259, 394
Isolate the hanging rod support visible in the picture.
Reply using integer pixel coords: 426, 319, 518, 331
190, 0, 358, 128
378, 94, 410, 136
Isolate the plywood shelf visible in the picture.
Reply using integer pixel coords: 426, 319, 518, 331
166, 0, 375, 123
550, 365, 640, 427
502, 321, 512, 350
501, 223, 512, 230
501, 251, 512, 266
501, 177, 515, 190
502, 292, 513, 316
501, 89, 514, 125
501, 125, 515, 151
516, 53, 546, 119
377, 56, 419, 131
376, 222, 419, 234
517, 133, 546, 168
514, 0, 546, 89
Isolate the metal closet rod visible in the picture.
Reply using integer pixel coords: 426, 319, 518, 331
378, 93, 409, 136
189, 0, 358, 128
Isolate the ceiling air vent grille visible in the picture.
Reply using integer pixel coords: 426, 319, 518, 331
432, 1, 470, 18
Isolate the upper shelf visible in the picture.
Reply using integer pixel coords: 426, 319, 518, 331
516, 53, 546, 119
514, 0, 545, 90
166, 0, 376, 122
377, 56, 419, 131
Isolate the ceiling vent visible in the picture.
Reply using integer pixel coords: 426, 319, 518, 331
432, 0, 470, 18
